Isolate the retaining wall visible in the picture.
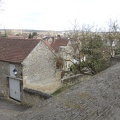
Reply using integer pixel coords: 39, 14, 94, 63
61, 74, 91, 86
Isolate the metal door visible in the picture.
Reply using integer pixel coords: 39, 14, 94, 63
9, 78, 21, 101
9, 64, 21, 101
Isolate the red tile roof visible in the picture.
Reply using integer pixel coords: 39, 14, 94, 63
0, 38, 40, 63
42, 40, 57, 56
51, 38, 69, 52
42, 40, 54, 51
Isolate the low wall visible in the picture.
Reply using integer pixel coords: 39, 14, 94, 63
61, 74, 91, 86
110, 56, 120, 66
22, 88, 51, 106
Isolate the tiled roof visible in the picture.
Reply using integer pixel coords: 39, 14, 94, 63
42, 40, 56, 56
0, 38, 40, 63
43, 40, 54, 51
51, 38, 69, 52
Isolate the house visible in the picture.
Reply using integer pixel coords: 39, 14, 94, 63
0, 38, 61, 103
50, 36, 88, 74
50, 35, 74, 71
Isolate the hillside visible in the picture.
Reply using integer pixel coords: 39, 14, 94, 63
12, 63, 120, 120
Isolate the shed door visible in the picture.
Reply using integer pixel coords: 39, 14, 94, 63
9, 64, 21, 101
9, 78, 21, 101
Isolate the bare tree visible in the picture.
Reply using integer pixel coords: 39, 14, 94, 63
103, 19, 120, 57
63, 22, 110, 74
57, 20, 120, 75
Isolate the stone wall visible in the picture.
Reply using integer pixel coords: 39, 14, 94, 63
0, 61, 9, 97
61, 74, 91, 86
22, 88, 51, 106
22, 40, 62, 94
110, 56, 120, 66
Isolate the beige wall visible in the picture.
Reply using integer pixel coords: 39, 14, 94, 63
22, 40, 61, 94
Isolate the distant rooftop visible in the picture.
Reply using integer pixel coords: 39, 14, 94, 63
51, 37, 69, 52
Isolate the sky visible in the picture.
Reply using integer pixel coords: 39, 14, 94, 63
0, 0, 120, 31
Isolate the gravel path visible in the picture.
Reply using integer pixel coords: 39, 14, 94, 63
11, 63, 120, 120
0, 108, 20, 120
0, 98, 29, 120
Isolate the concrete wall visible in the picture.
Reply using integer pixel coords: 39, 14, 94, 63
22, 40, 62, 94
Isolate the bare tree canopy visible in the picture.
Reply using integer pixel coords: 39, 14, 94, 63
59, 19, 120, 75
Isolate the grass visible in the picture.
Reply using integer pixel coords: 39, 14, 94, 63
51, 85, 73, 96
52, 75, 92, 96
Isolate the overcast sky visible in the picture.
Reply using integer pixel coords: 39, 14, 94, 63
0, 0, 120, 30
